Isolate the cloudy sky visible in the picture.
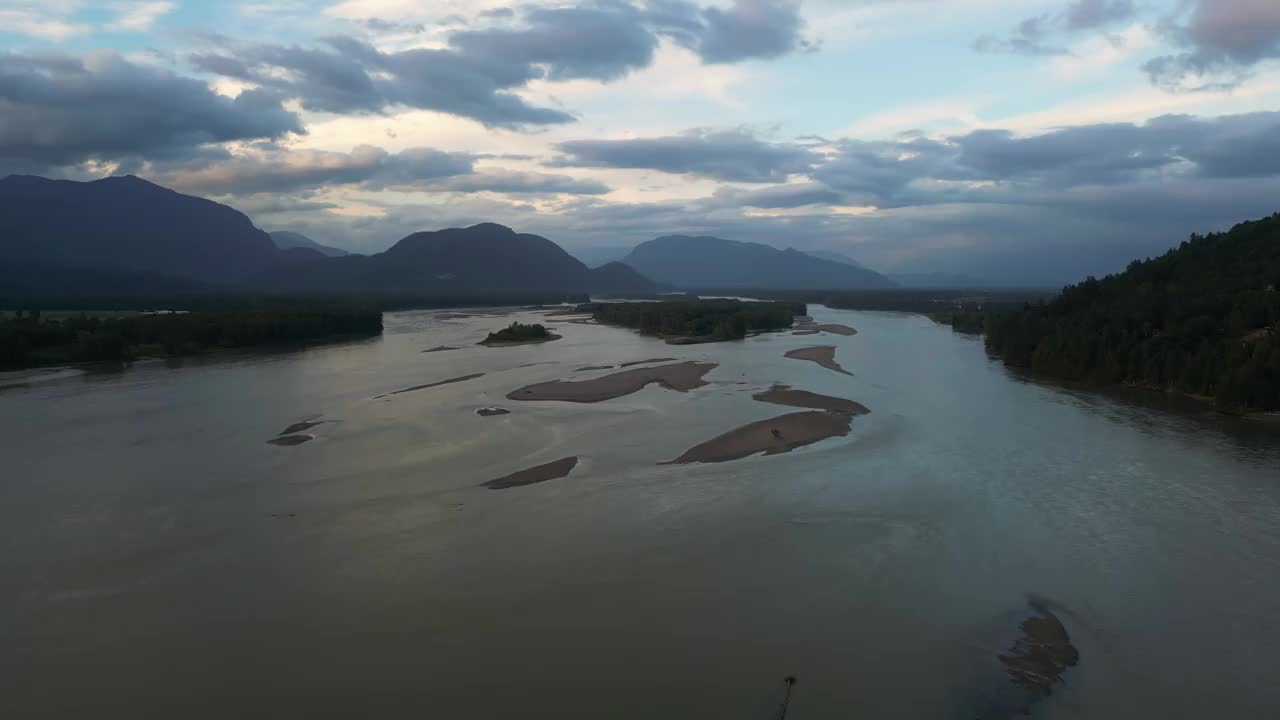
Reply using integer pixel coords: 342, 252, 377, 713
3, 0, 1280, 284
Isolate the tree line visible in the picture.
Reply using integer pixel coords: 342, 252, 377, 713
582, 299, 806, 342
985, 214, 1280, 412
0, 304, 383, 370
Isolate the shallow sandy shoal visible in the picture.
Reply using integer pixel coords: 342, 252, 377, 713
507, 361, 718, 403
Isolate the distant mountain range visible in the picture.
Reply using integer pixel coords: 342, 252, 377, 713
0, 176, 658, 301
255, 222, 639, 298
622, 235, 898, 290
8, 174, 1004, 302
270, 231, 349, 257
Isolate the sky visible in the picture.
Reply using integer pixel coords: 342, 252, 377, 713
2, 0, 1280, 284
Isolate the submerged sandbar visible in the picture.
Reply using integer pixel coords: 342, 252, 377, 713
753, 385, 869, 415
507, 361, 718, 403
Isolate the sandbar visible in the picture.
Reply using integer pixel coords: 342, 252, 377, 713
374, 373, 485, 399
484, 457, 579, 489
792, 329, 820, 336
665, 411, 853, 464
754, 385, 869, 415
423, 345, 459, 353
280, 419, 325, 435
619, 357, 678, 367
476, 407, 511, 417
809, 323, 857, 336
575, 365, 614, 372
785, 346, 851, 375
508, 361, 718, 403
268, 434, 313, 446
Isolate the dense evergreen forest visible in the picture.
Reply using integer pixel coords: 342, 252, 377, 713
986, 214, 1280, 412
0, 304, 382, 369
582, 299, 805, 342
483, 322, 552, 344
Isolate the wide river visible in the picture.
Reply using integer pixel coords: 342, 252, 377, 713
3, 306, 1279, 719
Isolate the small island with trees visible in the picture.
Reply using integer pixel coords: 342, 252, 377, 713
581, 299, 806, 344
481, 322, 562, 346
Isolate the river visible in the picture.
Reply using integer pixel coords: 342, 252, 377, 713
3, 306, 1279, 718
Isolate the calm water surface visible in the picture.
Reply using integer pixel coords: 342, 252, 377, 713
3, 307, 1279, 719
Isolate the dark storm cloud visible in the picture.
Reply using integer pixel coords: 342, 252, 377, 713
974, 0, 1135, 56
695, 0, 809, 63
451, 2, 660, 82
709, 183, 843, 208
159, 145, 476, 196
1143, 0, 1280, 90
190, 1, 810, 128
553, 129, 819, 182
0, 51, 301, 169
189, 37, 572, 128
811, 112, 1280, 207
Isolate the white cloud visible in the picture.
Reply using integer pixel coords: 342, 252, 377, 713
0, 9, 89, 40
105, 1, 175, 32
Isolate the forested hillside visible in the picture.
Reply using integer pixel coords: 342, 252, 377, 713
986, 214, 1280, 412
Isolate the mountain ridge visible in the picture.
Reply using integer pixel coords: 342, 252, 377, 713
623, 234, 898, 290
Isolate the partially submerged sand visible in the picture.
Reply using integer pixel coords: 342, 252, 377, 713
374, 373, 485, 399
754, 385, 869, 415
508, 361, 718, 403
423, 345, 459, 353
268, 434, 313, 447
476, 407, 510, 417
793, 316, 857, 336
785, 346, 852, 375
483, 457, 579, 489
619, 357, 678, 367
574, 358, 679, 373
665, 411, 853, 464
280, 419, 325, 435
809, 323, 857, 336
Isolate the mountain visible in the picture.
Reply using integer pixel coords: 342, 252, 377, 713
807, 250, 992, 287
570, 245, 632, 268
890, 272, 993, 288
589, 261, 658, 297
254, 223, 592, 297
0, 175, 280, 284
622, 235, 898, 290
986, 213, 1280, 412
807, 250, 869, 269
0, 262, 205, 301
270, 231, 349, 257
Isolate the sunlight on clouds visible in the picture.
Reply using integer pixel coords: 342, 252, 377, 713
106, 2, 175, 32
1047, 23, 1153, 82
0, 9, 89, 40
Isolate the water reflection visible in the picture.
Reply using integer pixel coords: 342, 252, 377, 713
2, 307, 1279, 719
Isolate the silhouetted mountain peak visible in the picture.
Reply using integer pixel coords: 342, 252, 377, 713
0, 174, 280, 284
624, 234, 898, 290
